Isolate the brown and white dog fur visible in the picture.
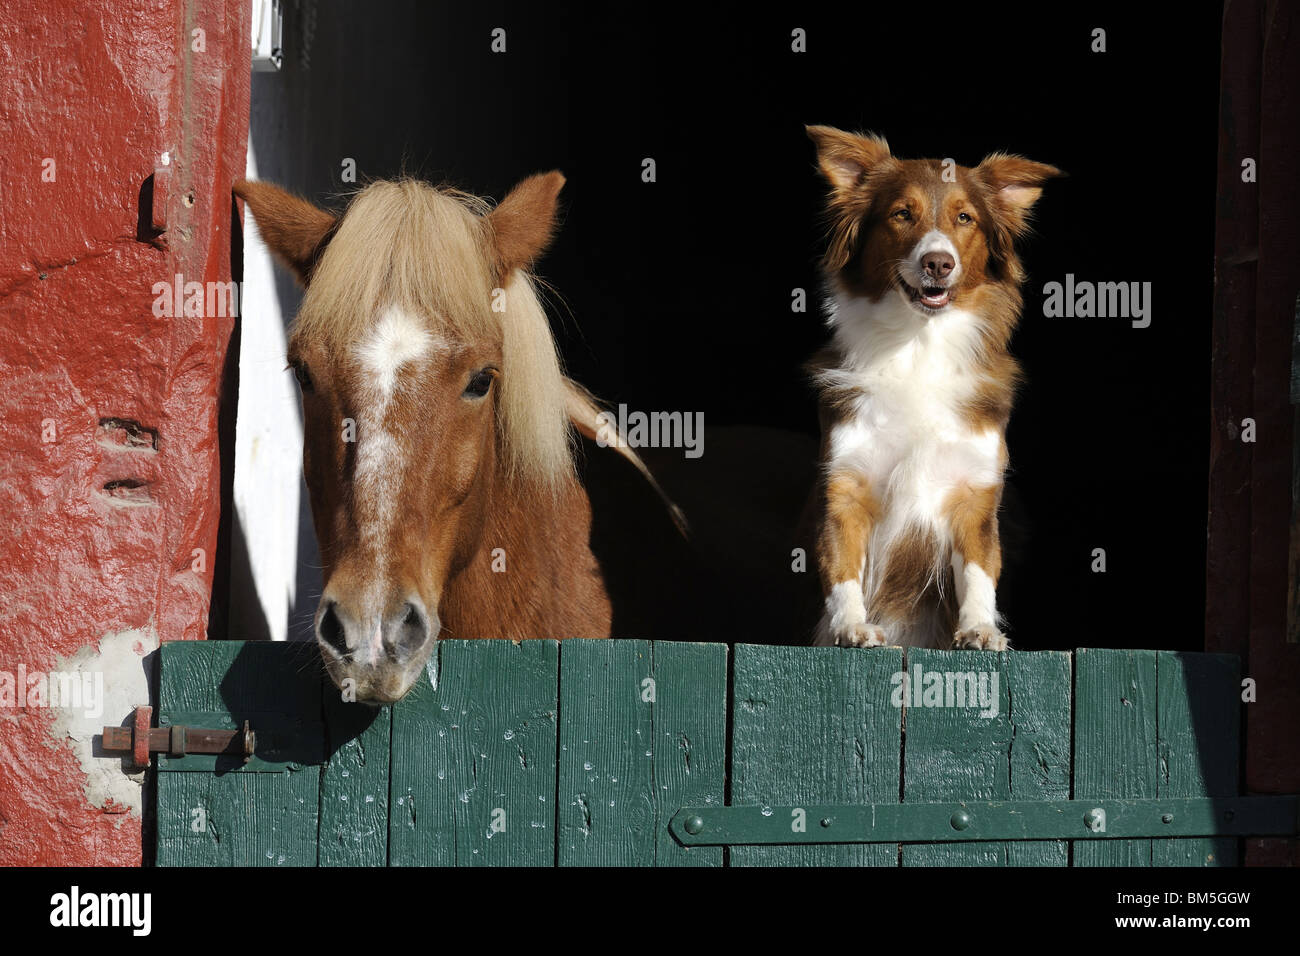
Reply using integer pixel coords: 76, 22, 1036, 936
805, 126, 1059, 650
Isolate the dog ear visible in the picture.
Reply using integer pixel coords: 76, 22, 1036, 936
487, 171, 565, 279
235, 179, 338, 286
806, 126, 892, 196
973, 154, 1063, 239
807, 127, 893, 273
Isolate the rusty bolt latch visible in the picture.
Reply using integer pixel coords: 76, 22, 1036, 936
102, 705, 255, 768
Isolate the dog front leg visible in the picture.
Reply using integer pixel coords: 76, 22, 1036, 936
945, 483, 1008, 650
817, 471, 886, 647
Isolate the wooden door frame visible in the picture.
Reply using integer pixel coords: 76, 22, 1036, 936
1206, 0, 1299, 865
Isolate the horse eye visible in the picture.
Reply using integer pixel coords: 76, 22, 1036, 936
463, 369, 494, 399
957, 212, 972, 224
291, 361, 314, 392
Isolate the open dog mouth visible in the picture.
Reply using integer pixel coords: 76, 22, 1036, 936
906, 283, 952, 310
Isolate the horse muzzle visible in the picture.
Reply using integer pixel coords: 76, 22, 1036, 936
314, 594, 440, 703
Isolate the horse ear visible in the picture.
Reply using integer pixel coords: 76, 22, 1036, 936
487, 171, 565, 277
234, 179, 337, 286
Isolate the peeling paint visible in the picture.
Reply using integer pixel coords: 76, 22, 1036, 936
48, 628, 158, 817
0, 0, 249, 863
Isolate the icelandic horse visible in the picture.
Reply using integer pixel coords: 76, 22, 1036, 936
236, 172, 677, 702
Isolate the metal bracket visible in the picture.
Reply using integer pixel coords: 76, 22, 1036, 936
102, 706, 255, 768
669, 796, 1300, 847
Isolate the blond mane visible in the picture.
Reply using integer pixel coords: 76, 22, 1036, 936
291, 179, 573, 488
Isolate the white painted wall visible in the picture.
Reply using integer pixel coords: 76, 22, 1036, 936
227, 138, 321, 642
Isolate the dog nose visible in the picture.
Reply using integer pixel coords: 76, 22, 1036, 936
922, 251, 955, 280
316, 598, 436, 662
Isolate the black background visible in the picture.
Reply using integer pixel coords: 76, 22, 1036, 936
252, 2, 1222, 651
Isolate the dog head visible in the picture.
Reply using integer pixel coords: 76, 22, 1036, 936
807, 125, 1060, 316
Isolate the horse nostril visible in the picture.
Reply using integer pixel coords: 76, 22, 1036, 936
391, 602, 429, 657
319, 603, 349, 657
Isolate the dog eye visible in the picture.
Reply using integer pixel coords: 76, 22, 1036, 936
957, 212, 973, 224
891, 208, 912, 221
290, 361, 314, 393
463, 368, 495, 399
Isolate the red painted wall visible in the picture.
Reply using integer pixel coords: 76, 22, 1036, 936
0, 0, 249, 864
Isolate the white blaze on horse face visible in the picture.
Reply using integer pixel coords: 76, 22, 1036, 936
356, 306, 441, 398
349, 306, 447, 624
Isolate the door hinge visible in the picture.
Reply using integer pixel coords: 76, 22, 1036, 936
670, 796, 1300, 846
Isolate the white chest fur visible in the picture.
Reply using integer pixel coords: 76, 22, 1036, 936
814, 291, 1010, 649
822, 292, 1005, 559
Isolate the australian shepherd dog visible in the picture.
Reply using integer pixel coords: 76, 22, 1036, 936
806, 125, 1059, 650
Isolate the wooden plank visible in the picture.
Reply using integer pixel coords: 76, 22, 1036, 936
902, 648, 1010, 867
156, 772, 318, 866
649, 642, 728, 866
389, 640, 558, 866
1248, 0, 1300, 867
1292, 293, 1300, 647
902, 649, 1071, 866
556, 640, 654, 866
1290, 387, 1300, 643
1205, 0, 1262, 660
1153, 652, 1241, 866
1073, 648, 1158, 866
1004, 652, 1074, 864
155, 640, 323, 866
1291, 294, 1300, 403
556, 639, 727, 867
319, 696, 392, 867
729, 644, 902, 867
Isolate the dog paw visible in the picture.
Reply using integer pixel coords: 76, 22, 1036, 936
837, 622, 890, 648
953, 624, 1007, 651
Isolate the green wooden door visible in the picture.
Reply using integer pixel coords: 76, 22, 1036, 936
153, 640, 1256, 866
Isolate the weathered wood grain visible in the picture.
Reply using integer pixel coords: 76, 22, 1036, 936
155, 640, 323, 866
319, 695, 391, 867
902, 649, 1071, 866
389, 640, 559, 866
557, 640, 655, 865
729, 644, 903, 866
649, 641, 728, 866
1153, 652, 1241, 866
153, 640, 1249, 868
555, 639, 726, 866
156, 771, 319, 866
1074, 648, 1159, 866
